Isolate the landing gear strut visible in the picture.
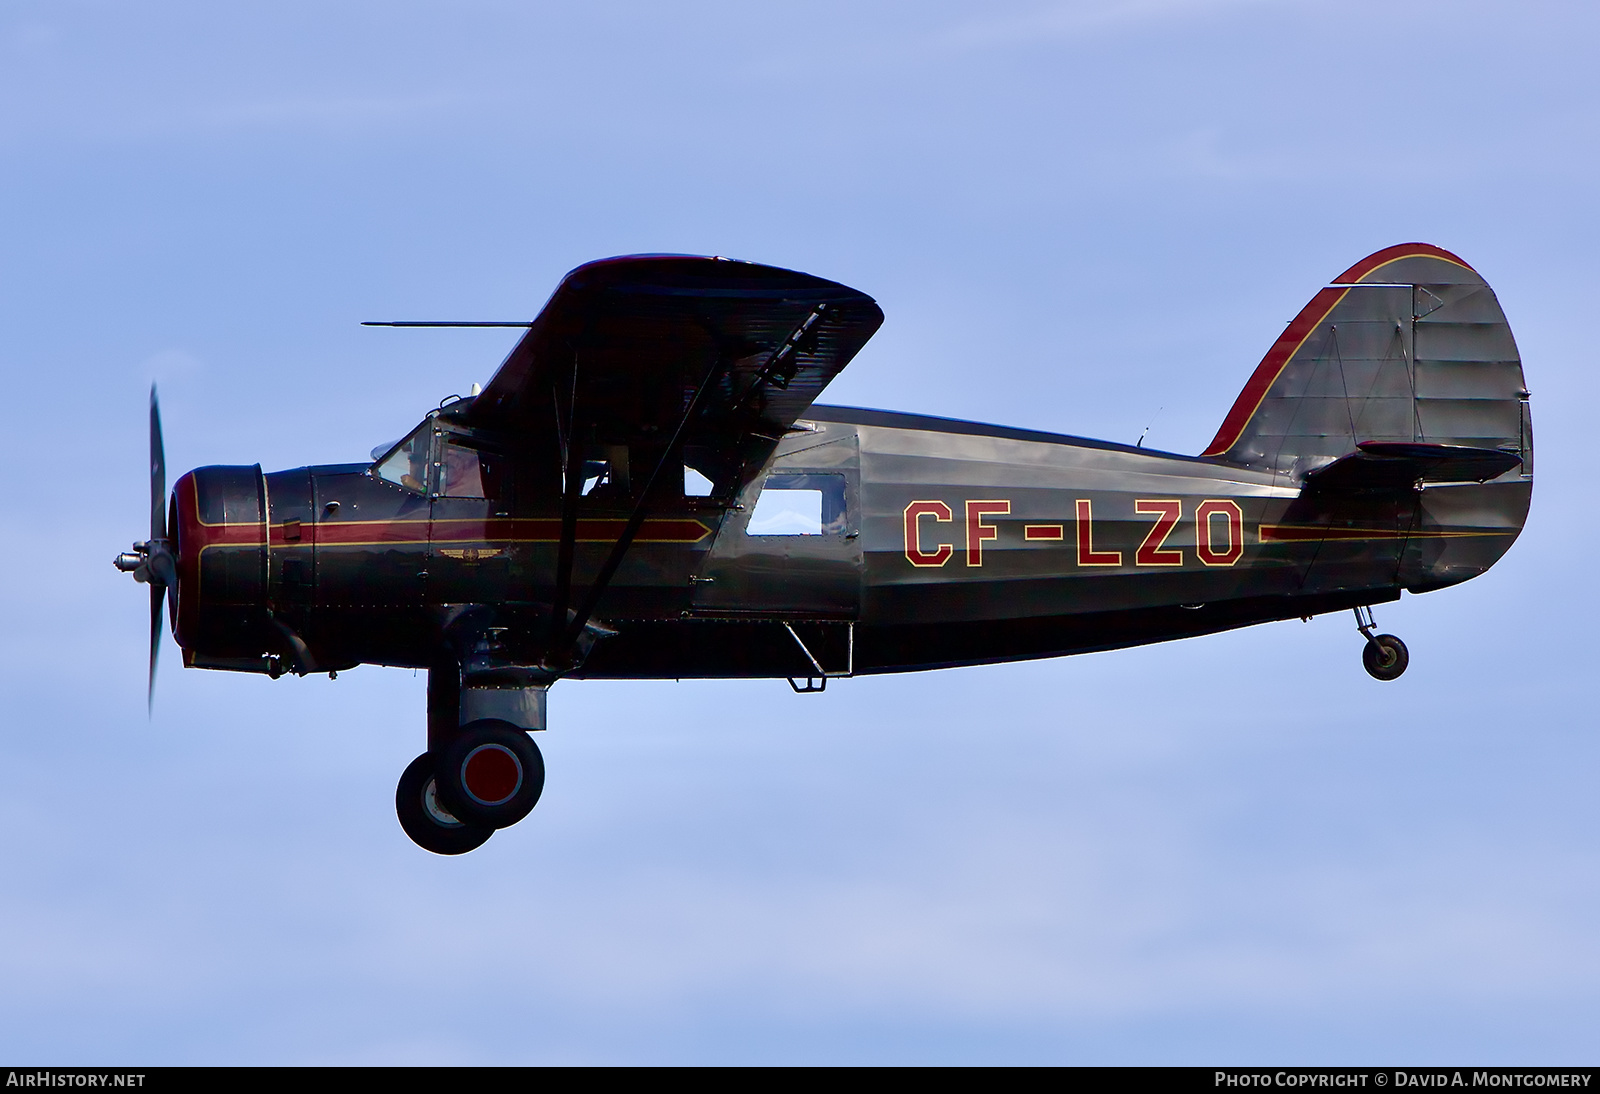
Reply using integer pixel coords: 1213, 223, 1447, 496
1354, 606, 1409, 681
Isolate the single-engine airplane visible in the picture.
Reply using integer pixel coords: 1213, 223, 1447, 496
116, 243, 1531, 854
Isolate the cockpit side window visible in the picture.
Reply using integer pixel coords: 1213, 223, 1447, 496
440, 441, 483, 498
438, 435, 504, 499
374, 425, 431, 494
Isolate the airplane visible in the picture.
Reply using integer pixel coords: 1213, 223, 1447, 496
115, 243, 1532, 854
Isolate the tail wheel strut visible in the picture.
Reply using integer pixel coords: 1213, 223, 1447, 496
1354, 606, 1409, 682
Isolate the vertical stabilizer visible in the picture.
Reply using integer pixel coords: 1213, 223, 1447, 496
1202, 244, 1531, 481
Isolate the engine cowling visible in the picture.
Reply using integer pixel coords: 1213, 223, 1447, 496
171, 465, 276, 671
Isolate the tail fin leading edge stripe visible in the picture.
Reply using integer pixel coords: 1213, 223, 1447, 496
1201, 244, 1481, 459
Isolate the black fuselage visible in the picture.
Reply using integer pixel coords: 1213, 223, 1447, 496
170, 403, 1530, 682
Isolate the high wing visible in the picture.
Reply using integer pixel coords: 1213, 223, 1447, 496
467, 255, 884, 492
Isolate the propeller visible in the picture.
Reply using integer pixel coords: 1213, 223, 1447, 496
114, 385, 177, 711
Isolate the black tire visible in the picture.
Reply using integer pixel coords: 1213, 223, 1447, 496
1362, 633, 1410, 681
435, 719, 545, 829
395, 752, 493, 855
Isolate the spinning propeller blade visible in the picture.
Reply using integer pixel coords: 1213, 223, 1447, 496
148, 385, 167, 711
149, 581, 164, 713
151, 387, 166, 543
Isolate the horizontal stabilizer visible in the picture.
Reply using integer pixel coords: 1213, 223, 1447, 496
1304, 441, 1522, 492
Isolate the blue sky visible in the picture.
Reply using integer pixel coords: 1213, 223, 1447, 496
1, 0, 1596, 1064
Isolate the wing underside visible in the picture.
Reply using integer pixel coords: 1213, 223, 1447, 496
468, 255, 883, 492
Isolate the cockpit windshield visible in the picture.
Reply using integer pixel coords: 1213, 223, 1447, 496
374, 425, 430, 493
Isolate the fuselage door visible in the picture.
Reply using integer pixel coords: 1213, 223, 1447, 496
428, 429, 511, 604
691, 427, 862, 620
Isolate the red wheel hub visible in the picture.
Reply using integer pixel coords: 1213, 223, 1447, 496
461, 743, 522, 805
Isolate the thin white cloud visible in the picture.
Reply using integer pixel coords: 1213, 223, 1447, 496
4, 19, 59, 54
142, 348, 206, 385
119, 90, 467, 141
925, 0, 1290, 56
737, 0, 1305, 92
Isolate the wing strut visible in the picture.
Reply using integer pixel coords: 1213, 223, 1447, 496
732, 304, 828, 411
546, 346, 727, 668
547, 348, 585, 654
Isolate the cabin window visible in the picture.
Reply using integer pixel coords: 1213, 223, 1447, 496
579, 445, 630, 499
374, 427, 430, 494
581, 460, 610, 496
746, 473, 847, 536
684, 466, 715, 497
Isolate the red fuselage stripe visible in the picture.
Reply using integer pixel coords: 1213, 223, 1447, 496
191, 516, 713, 550
1259, 524, 1510, 543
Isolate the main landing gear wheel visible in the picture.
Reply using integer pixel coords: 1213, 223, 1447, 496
1362, 633, 1410, 681
396, 752, 493, 855
435, 719, 545, 830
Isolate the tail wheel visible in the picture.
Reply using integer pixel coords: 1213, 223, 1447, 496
395, 753, 493, 855
1362, 634, 1410, 681
435, 719, 545, 829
